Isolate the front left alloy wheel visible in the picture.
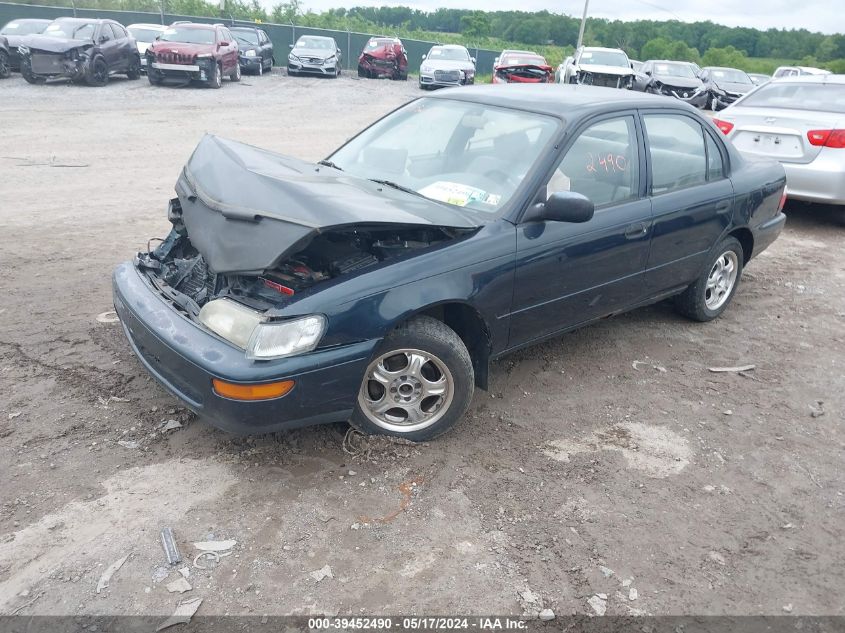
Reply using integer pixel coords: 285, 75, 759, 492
86, 56, 109, 86
350, 316, 474, 441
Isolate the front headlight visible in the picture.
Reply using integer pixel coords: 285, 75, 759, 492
247, 316, 326, 360
196, 53, 213, 59
421, 64, 432, 73
288, 53, 298, 61
198, 298, 326, 360
244, 49, 256, 57
18, 45, 29, 55
324, 55, 336, 64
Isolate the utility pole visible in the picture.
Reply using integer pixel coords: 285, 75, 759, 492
576, 0, 589, 49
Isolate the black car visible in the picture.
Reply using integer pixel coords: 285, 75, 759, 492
699, 66, 755, 111
19, 17, 140, 86
230, 26, 273, 76
633, 59, 708, 108
0, 36, 9, 78
0, 18, 51, 71
113, 86, 786, 441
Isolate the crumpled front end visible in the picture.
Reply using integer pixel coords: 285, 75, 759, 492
147, 49, 216, 83
709, 87, 746, 111
492, 65, 552, 84
20, 45, 91, 80
648, 81, 708, 108
358, 51, 401, 78
574, 68, 634, 89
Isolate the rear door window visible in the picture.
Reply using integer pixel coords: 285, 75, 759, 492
643, 114, 707, 194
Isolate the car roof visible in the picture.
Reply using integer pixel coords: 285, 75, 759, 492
581, 46, 626, 53
431, 44, 468, 50
298, 35, 333, 40
501, 50, 541, 56
128, 23, 167, 29
8, 18, 52, 23
703, 66, 746, 72
55, 17, 107, 24
230, 26, 262, 32
768, 74, 845, 85
426, 84, 688, 118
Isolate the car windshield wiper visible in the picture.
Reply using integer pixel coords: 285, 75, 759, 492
317, 159, 343, 171
369, 179, 423, 198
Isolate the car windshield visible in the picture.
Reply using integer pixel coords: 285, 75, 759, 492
1, 20, 48, 35
653, 62, 696, 78
159, 27, 215, 45
233, 30, 259, 45
500, 54, 547, 67
328, 98, 560, 217
296, 37, 333, 49
580, 50, 628, 66
709, 68, 751, 84
428, 47, 469, 61
44, 21, 96, 39
367, 39, 395, 49
128, 27, 163, 43
740, 83, 845, 114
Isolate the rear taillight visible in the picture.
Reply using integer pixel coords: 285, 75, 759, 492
713, 118, 734, 135
807, 129, 845, 148
777, 187, 787, 213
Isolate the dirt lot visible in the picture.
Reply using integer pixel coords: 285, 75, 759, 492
0, 70, 843, 620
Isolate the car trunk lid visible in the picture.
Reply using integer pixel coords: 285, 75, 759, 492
724, 107, 842, 164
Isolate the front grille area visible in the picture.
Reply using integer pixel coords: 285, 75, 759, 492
304, 56, 324, 64
590, 74, 622, 88
176, 257, 216, 304
31, 53, 63, 74
434, 69, 461, 83
155, 52, 197, 65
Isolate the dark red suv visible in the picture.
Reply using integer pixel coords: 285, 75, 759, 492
357, 36, 407, 80
146, 23, 239, 88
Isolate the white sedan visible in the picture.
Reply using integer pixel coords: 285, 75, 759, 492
127, 23, 167, 70
713, 75, 845, 206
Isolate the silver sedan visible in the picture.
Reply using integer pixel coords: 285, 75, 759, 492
712, 75, 845, 206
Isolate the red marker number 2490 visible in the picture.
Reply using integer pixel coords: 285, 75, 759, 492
586, 152, 627, 174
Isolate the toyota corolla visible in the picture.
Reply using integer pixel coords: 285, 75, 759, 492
113, 86, 786, 441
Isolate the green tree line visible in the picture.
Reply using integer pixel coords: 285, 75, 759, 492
7, 0, 845, 72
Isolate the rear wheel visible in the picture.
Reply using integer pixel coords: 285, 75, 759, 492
675, 237, 744, 322
350, 316, 474, 441
257, 60, 263, 76
126, 54, 141, 79
0, 50, 10, 79
86, 56, 108, 86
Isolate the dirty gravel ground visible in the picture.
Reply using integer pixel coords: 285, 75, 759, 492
0, 72, 843, 619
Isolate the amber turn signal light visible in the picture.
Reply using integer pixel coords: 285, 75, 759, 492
212, 378, 295, 401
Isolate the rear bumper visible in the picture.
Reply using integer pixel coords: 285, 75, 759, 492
782, 157, 845, 205
112, 261, 378, 434
751, 211, 787, 258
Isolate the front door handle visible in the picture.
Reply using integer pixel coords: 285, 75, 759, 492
624, 222, 648, 239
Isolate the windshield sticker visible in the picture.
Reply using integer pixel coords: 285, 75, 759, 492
419, 181, 500, 207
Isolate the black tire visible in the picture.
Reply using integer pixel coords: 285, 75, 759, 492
0, 50, 10, 79
21, 57, 44, 84
257, 60, 263, 76
349, 316, 474, 441
126, 54, 141, 79
86, 56, 108, 86
230, 62, 241, 82
208, 62, 221, 88
357, 65, 365, 77
675, 237, 744, 322
148, 69, 163, 85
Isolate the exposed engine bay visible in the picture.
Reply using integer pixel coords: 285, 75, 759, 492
136, 199, 467, 318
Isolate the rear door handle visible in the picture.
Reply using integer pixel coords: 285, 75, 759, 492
715, 200, 732, 214
625, 222, 648, 239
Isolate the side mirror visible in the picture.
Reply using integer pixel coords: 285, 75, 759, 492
644, 69, 651, 76
219, 41, 230, 47
471, 56, 476, 63
289, 43, 294, 49
421, 53, 426, 60
99, 35, 108, 43
523, 191, 594, 224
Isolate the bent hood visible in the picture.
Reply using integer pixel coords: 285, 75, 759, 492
578, 63, 634, 76
23, 34, 91, 53
652, 75, 702, 89
495, 64, 552, 82
176, 135, 478, 274
150, 41, 214, 56
714, 80, 752, 94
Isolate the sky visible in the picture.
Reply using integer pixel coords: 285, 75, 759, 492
295, 0, 845, 35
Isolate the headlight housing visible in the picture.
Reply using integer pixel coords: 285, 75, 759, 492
198, 299, 326, 360
288, 53, 298, 61
421, 64, 432, 73
244, 49, 256, 57
196, 53, 213, 59
324, 55, 336, 63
